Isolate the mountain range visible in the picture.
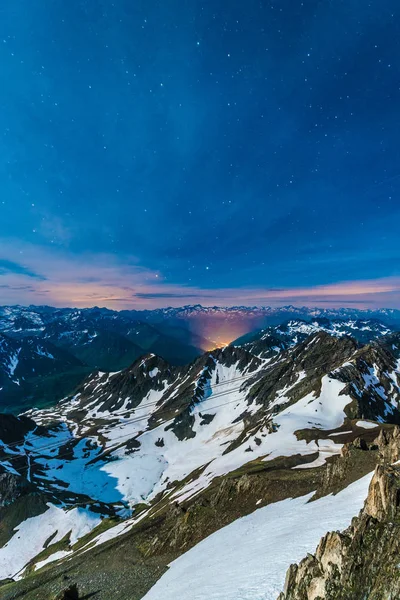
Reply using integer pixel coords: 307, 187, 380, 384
0, 309, 400, 598
1, 304, 400, 413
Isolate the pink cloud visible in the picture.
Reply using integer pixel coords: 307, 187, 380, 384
1, 239, 400, 309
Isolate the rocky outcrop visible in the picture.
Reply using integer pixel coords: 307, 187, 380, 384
278, 463, 400, 600
247, 333, 358, 411
0, 413, 35, 445
375, 424, 400, 464
314, 435, 378, 499
336, 343, 400, 423
0, 414, 36, 507
0, 469, 30, 508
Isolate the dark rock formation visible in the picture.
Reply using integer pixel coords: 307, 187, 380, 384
53, 584, 80, 600
278, 440, 400, 600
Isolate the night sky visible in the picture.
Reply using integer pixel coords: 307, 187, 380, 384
1, 0, 400, 309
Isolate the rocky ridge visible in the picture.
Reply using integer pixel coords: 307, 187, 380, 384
1, 304, 398, 413
232, 317, 395, 359
278, 426, 400, 600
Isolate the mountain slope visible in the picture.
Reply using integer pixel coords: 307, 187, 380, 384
0, 305, 398, 416
0, 334, 89, 413
0, 330, 400, 597
142, 472, 374, 600
0, 306, 207, 412
232, 317, 394, 358
40, 308, 205, 367
0, 422, 383, 600
278, 428, 400, 600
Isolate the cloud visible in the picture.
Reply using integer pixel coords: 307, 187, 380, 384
0, 238, 399, 310
0, 259, 45, 280
133, 292, 210, 299
0, 284, 37, 291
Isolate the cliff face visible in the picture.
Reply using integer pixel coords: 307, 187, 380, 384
0, 469, 30, 508
278, 428, 400, 600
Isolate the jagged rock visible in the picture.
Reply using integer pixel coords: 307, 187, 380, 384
375, 425, 400, 463
278, 462, 400, 599
364, 464, 400, 521
316, 435, 376, 499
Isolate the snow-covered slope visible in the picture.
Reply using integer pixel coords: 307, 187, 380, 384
4, 334, 400, 510
0, 504, 101, 580
233, 317, 394, 358
143, 472, 373, 600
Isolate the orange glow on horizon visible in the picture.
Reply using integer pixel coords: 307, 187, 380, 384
187, 314, 265, 350
202, 338, 235, 351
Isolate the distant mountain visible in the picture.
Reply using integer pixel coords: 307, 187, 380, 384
126, 304, 400, 347
1, 304, 399, 413
2, 304, 400, 348
129, 303, 400, 325
0, 306, 208, 411
0, 306, 206, 365
232, 317, 395, 358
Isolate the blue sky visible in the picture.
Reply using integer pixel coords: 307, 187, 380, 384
1, 0, 400, 308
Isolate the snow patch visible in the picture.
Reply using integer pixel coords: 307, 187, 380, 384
356, 420, 379, 429
0, 504, 101, 580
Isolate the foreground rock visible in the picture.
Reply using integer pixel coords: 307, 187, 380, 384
278, 439, 400, 600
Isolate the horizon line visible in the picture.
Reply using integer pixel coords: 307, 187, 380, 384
1, 302, 399, 313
